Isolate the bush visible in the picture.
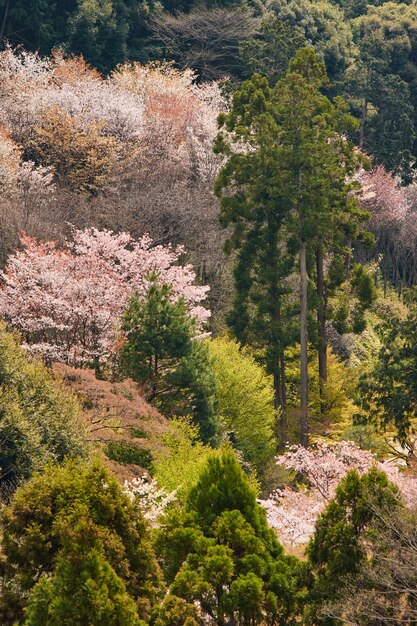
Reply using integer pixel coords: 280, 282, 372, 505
105, 441, 153, 468
209, 338, 276, 471
0, 458, 161, 625
0, 324, 87, 496
154, 417, 215, 499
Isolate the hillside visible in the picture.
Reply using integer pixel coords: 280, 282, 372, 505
2, 1, 417, 624
53, 363, 170, 483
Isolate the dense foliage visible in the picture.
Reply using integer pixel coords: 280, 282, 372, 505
0, 459, 161, 624
3, 3, 417, 624
0, 323, 86, 497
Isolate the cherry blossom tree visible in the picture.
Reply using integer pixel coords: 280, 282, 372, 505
261, 441, 417, 547
358, 166, 417, 294
0, 227, 209, 366
124, 476, 177, 524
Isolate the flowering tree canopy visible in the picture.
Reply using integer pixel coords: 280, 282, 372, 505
0, 227, 209, 366
261, 441, 417, 547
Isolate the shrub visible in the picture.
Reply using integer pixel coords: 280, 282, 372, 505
0, 459, 161, 625
209, 338, 276, 471
105, 441, 153, 468
0, 324, 86, 497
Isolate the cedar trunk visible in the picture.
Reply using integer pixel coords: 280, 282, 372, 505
316, 246, 327, 412
299, 238, 309, 447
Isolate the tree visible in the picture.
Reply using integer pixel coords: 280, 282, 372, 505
260, 441, 417, 548
150, 7, 258, 81
121, 281, 196, 401
215, 48, 365, 446
0, 0, 156, 73
122, 281, 219, 443
272, 0, 356, 82
0, 228, 209, 367
155, 450, 304, 625
349, 3, 417, 182
208, 337, 276, 471
0, 46, 228, 330
358, 165, 410, 295
320, 504, 417, 625
240, 16, 305, 85
306, 467, 403, 624
0, 459, 161, 625
28, 108, 120, 195
214, 71, 296, 445
24, 517, 143, 626
356, 290, 417, 455
0, 322, 86, 498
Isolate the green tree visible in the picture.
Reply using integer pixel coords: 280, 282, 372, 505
215, 48, 366, 445
272, 0, 356, 82
0, 323, 86, 498
329, 0, 411, 20
121, 279, 219, 443
240, 16, 306, 85
214, 71, 296, 445
209, 337, 276, 471
156, 450, 304, 625
356, 290, 417, 454
349, 2, 417, 181
306, 467, 403, 624
0, 459, 161, 625
0, 0, 154, 72
24, 515, 143, 626
122, 280, 195, 401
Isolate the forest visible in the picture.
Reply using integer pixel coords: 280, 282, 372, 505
2, 0, 417, 624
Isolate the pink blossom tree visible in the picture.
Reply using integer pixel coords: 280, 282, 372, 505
0, 227, 209, 366
260, 441, 417, 547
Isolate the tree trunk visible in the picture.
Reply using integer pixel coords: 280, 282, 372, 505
299, 238, 309, 447
273, 370, 283, 447
274, 360, 287, 449
316, 246, 327, 414
359, 97, 368, 150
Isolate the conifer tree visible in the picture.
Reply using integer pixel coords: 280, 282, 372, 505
215, 48, 366, 445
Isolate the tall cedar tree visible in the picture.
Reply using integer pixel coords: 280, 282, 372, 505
215, 48, 367, 446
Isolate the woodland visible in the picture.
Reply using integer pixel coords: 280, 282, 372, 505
2, 0, 417, 625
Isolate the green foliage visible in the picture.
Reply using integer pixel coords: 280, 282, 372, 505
0, 0, 154, 72
156, 450, 304, 624
0, 324, 86, 497
356, 290, 417, 447
154, 417, 215, 498
121, 280, 219, 444
209, 337, 276, 471
284, 346, 356, 440
272, 0, 356, 82
105, 441, 153, 468
240, 16, 306, 85
24, 517, 144, 626
152, 594, 199, 626
215, 47, 367, 444
306, 467, 403, 624
0, 458, 161, 625
347, 2, 417, 181
122, 280, 194, 393
169, 339, 219, 444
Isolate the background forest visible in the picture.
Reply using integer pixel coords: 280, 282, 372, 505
2, 1, 417, 625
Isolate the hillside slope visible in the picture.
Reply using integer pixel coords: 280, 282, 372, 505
53, 364, 169, 483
